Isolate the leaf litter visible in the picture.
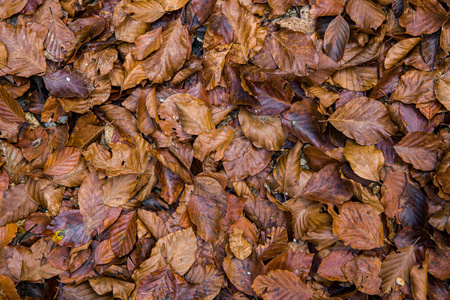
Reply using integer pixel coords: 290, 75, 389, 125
0, 0, 450, 299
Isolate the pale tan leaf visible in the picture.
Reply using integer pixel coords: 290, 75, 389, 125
229, 228, 252, 260
331, 66, 378, 91
435, 78, 450, 111
343, 140, 384, 181
123, 0, 165, 23
172, 93, 215, 135
384, 37, 421, 69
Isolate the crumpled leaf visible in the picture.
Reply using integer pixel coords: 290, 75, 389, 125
239, 107, 287, 151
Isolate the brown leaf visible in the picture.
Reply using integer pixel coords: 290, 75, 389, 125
269, 29, 319, 76
102, 174, 139, 207
342, 255, 382, 295
220, 0, 263, 61
310, 0, 345, 19
252, 269, 313, 300
172, 93, 215, 135
394, 132, 444, 171
110, 211, 137, 257
138, 209, 169, 240
9, 238, 63, 282
115, 16, 150, 43
0, 0, 27, 19
0, 41, 6, 69
239, 107, 287, 151
121, 53, 147, 90
345, 0, 385, 30
0, 275, 20, 300
399, 0, 447, 36
332, 202, 384, 250
44, 147, 81, 176
132, 27, 163, 60
280, 100, 327, 149
44, 68, 93, 98
223, 132, 271, 181
0, 184, 39, 227
188, 175, 226, 242
0, 223, 17, 249
78, 172, 110, 235
229, 227, 252, 260
428, 247, 450, 281
89, 277, 135, 300
136, 266, 178, 300
343, 140, 384, 182
193, 127, 234, 161
317, 249, 355, 281
223, 251, 264, 296
255, 226, 288, 261
302, 163, 353, 205
0, 22, 46, 77
331, 66, 378, 91
385, 37, 421, 69
381, 245, 416, 293
392, 70, 435, 104
142, 19, 190, 83
123, 0, 164, 23
328, 97, 397, 145
43, 210, 91, 247
100, 104, 140, 140
272, 141, 311, 198
435, 78, 450, 111
410, 256, 428, 300
150, 228, 197, 276
58, 282, 111, 300
43, 12, 75, 61
324, 15, 350, 62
